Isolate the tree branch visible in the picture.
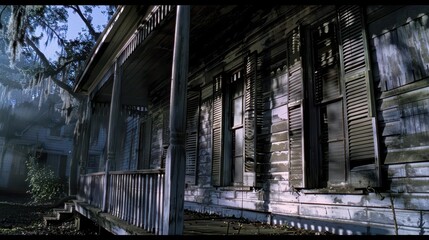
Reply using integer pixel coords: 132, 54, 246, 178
25, 36, 53, 70
25, 36, 84, 100
67, 5, 99, 40
52, 56, 86, 76
35, 16, 66, 47
49, 75, 82, 99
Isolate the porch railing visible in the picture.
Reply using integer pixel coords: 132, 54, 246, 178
78, 172, 105, 209
78, 169, 165, 235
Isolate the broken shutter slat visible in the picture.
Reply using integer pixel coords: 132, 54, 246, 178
243, 52, 262, 187
212, 74, 224, 186
185, 90, 200, 185
338, 5, 380, 188
287, 27, 306, 188
244, 53, 257, 184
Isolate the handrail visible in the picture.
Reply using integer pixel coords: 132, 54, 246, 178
78, 168, 165, 234
109, 168, 165, 175
81, 172, 106, 177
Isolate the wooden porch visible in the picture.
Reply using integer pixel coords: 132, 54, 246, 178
76, 171, 325, 235
77, 170, 165, 234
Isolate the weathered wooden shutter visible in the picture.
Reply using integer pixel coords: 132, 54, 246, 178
338, 5, 380, 188
312, 17, 347, 185
287, 27, 306, 188
185, 90, 200, 185
161, 107, 170, 168
243, 52, 258, 186
212, 75, 224, 186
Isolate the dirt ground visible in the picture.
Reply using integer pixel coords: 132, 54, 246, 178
0, 191, 100, 235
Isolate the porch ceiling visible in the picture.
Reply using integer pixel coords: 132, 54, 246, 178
91, 5, 261, 106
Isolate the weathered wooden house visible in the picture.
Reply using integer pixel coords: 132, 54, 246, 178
71, 5, 429, 235
0, 99, 78, 194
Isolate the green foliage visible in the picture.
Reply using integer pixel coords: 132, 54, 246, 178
25, 154, 65, 203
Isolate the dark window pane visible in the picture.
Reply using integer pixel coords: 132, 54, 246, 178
233, 96, 243, 127
234, 127, 243, 156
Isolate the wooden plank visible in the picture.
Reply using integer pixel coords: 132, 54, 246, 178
269, 151, 288, 162
108, 175, 113, 213
379, 87, 429, 111
271, 131, 288, 142
378, 107, 400, 123
120, 175, 124, 220
387, 161, 429, 178
74, 200, 153, 235
148, 175, 153, 231
131, 174, 136, 225
126, 174, 131, 222
144, 174, 149, 230
380, 78, 429, 99
270, 141, 288, 152
383, 132, 429, 149
271, 105, 288, 123
268, 202, 300, 215
114, 175, 119, 217
135, 174, 140, 227
269, 162, 290, 173
384, 146, 429, 164
296, 204, 425, 229
390, 177, 429, 193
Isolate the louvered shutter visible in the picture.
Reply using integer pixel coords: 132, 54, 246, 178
212, 75, 224, 186
312, 17, 347, 185
185, 90, 200, 184
243, 53, 259, 186
338, 5, 380, 188
287, 27, 306, 188
161, 107, 169, 168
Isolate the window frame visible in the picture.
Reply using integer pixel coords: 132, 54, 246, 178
306, 14, 348, 188
300, 6, 381, 190
228, 69, 245, 185
211, 62, 258, 187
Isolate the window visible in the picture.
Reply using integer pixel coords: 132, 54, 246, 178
49, 126, 62, 138
310, 16, 346, 186
289, 6, 381, 189
211, 53, 260, 187
230, 70, 245, 184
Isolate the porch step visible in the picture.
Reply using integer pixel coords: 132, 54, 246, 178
43, 201, 76, 226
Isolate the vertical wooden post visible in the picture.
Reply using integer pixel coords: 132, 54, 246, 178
69, 137, 79, 196
69, 97, 91, 196
80, 98, 92, 187
103, 59, 122, 212
162, 5, 190, 235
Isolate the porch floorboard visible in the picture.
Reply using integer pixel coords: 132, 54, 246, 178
74, 200, 305, 235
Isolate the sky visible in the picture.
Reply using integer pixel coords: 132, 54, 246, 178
42, 6, 111, 60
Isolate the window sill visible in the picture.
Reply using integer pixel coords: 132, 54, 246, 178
299, 188, 365, 195
216, 186, 254, 191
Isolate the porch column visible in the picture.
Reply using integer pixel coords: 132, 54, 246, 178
162, 5, 190, 235
69, 138, 79, 196
69, 97, 91, 196
103, 59, 122, 212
